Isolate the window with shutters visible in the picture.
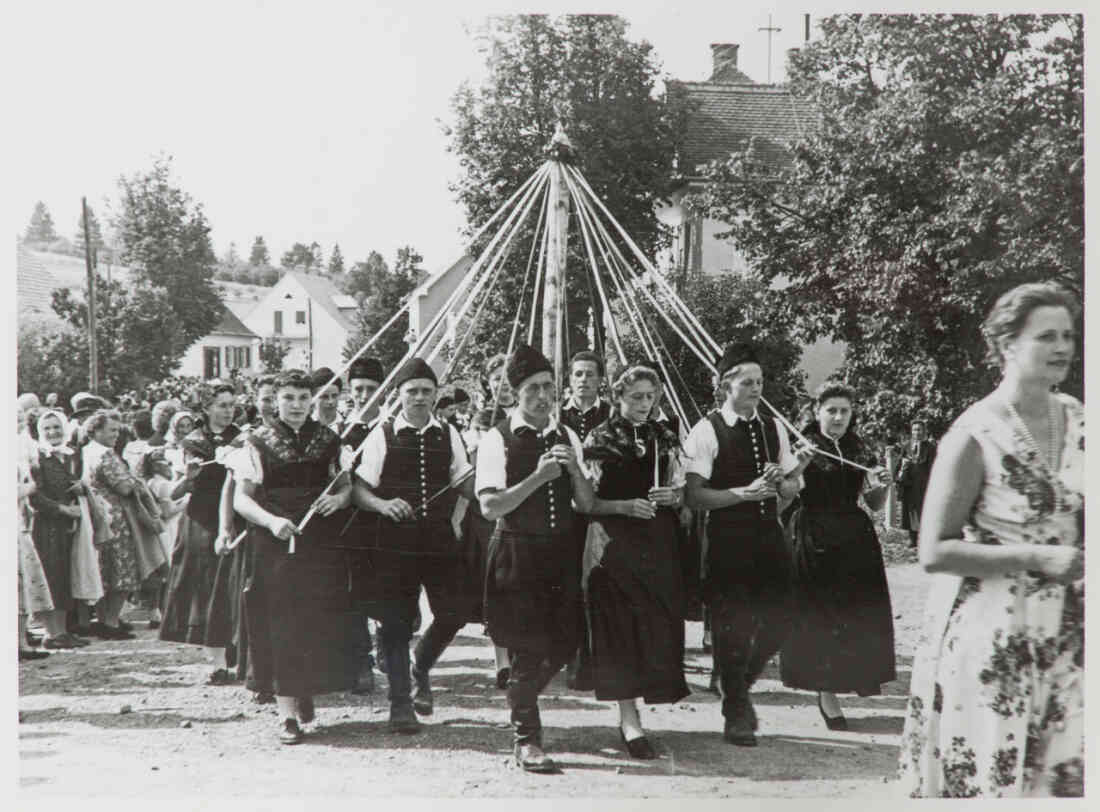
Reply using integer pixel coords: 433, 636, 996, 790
296, 310, 306, 324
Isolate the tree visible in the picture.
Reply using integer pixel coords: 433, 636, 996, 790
249, 235, 270, 266
259, 338, 291, 373
618, 273, 805, 424
74, 205, 106, 256
310, 241, 324, 269
343, 250, 389, 301
281, 242, 316, 269
444, 14, 688, 381
24, 201, 58, 243
342, 246, 424, 371
696, 14, 1083, 442
222, 241, 241, 268
48, 275, 187, 395
113, 155, 222, 348
328, 243, 345, 275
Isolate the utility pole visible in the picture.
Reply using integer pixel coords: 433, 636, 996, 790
759, 14, 783, 83
82, 196, 99, 393
543, 122, 574, 384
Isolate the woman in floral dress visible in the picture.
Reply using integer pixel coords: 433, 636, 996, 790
899, 282, 1083, 797
82, 409, 142, 640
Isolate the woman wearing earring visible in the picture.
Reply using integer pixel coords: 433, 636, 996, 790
779, 382, 895, 729
899, 282, 1083, 797
582, 363, 689, 759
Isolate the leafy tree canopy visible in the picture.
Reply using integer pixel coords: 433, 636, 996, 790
24, 201, 58, 244
695, 13, 1083, 441
249, 235, 271, 266
444, 14, 688, 383
113, 155, 222, 348
342, 246, 425, 373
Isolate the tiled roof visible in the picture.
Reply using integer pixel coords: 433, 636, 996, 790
669, 81, 816, 177
211, 307, 259, 338
286, 271, 355, 331
17, 246, 61, 319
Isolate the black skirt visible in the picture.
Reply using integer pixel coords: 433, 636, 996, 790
246, 526, 358, 697
159, 513, 219, 645
583, 510, 689, 703
779, 507, 896, 695
484, 527, 581, 659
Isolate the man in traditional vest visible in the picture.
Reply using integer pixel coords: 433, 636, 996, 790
341, 357, 386, 695
476, 343, 596, 773
557, 349, 611, 691
310, 367, 344, 435
351, 357, 476, 733
684, 343, 812, 746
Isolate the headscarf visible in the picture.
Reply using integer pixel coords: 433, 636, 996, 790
36, 409, 74, 458
167, 410, 195, 447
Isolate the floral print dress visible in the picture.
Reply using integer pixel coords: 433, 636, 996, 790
898, 393, 1084, 798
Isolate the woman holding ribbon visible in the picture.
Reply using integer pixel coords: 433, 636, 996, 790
582, 363, 690, 759
779, 382, 895, 729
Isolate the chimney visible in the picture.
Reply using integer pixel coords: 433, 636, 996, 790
709, 43, 740, 81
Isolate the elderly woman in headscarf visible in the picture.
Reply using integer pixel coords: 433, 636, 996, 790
163, 410, 196, 475
82, 409, 142, 639
30, 410, 91, 649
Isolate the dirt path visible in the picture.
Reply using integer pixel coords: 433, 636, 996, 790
18, 562, 930, 799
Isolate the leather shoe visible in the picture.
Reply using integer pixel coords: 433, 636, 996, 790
279, 718, 303, 745
44, 635, 80, 650
252, 691, 275, 705
19, 649, 51, 661
389, 703, 421, 734
411, 666, 433, 716
514, 742, 558, 773
620, 729, 657, 760
723, 717, 757, 747
298, 696, 315, 724
207, 668, 233, 686
495, 667, 510, 690
818, 695, 848, 731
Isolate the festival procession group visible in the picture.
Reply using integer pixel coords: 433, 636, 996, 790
16, 281, 1083, 797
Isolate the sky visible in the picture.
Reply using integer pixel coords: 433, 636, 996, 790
7, 0, 873, 275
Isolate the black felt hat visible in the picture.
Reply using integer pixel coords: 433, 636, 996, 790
452, 387, 470, 404
310, 366, 342, 391
717, 342, 761, 378
506, 343, 554, 389
348, 357, 384, 384
394, 357, 438, 389
436, 395, 455, 410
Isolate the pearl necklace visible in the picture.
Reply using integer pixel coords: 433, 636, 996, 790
1004, 394, 1062, 510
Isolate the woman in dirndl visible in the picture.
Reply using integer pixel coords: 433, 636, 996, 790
582, 363, 689, 759
159, 383, 240, 683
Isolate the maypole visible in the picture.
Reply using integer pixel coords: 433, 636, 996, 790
542, 122, 574, 385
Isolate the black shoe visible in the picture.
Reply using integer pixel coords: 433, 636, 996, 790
818, 695, 848, 731
116, 619, 133, 633
19, 649, 51, 661
207, 668, 233, 686
252, 691, 275, 705
723, 691, 758, 747
514, 742, 558, 773
279, 718, 303, 745
496, 667, 510, 690
147, 618, 161, 630
620, 729, 657, 760
25, 630, 45, 647
411, 666, 433, 716
90, 622, 135, 640
389, 704, 421, 734
297, 696, 315, 724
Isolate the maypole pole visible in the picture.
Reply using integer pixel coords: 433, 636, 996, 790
542, 122, 574, 384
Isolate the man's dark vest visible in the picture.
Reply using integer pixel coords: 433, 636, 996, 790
373, 419, 456, 553
497, 419, 575, 536
705, 411, 780, 534
560, 400, 611, 443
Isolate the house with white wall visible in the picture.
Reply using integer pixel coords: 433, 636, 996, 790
243, 271, 358, 372
660, 43, 845, 394
175, 307, 260, 379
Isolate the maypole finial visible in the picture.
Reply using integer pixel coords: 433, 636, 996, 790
545, 120, 576, 162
